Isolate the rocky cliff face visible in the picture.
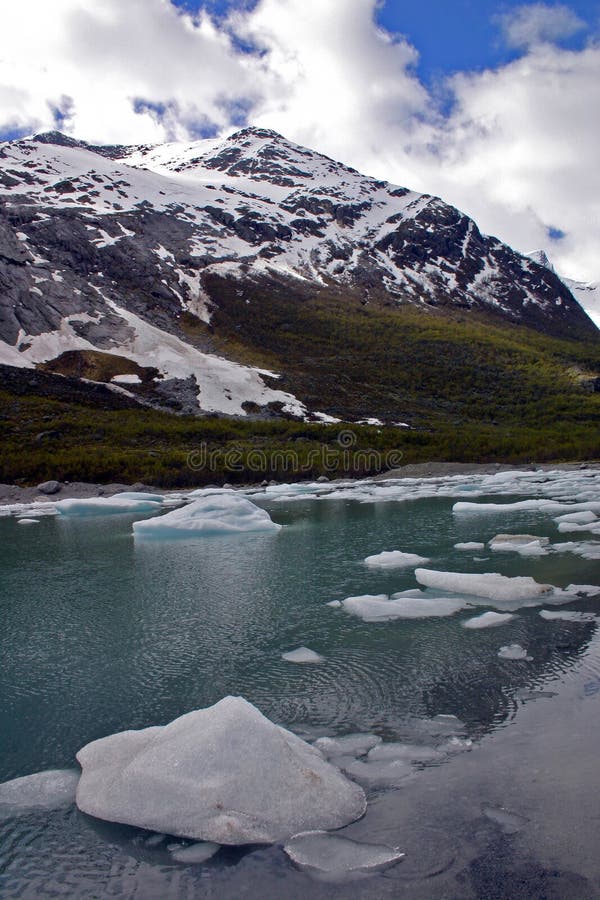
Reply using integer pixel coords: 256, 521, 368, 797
0, 126, 596, 418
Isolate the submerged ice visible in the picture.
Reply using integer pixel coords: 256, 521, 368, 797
283, 831, 404, 881
0, 769, 79, 814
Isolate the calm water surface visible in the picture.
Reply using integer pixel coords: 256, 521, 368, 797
1, 484, 599, 898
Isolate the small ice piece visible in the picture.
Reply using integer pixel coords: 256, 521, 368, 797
283, 831, 404, 881
341, 757, 413, 788
17, 518, 39, 525
462, 612, 515, 629
314, 734, 382, 759
498, 644, 532, 660
367, 743, 444, 764
76, 696, 366, 844
364, 550, 429, 568
539, 609, 597, 622
326, 600, 342, 608
133, 495, 281, 538
55, 497, 162, 516
454, 542, 485, 551
415, 568, 552, 605
282, 647, 324, 664
488, 534, 550, 556
0, 770, 79, 813
169, 841, 220, 863
341, 593, 467, 622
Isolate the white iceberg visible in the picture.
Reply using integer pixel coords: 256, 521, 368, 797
341, 592, 468, 622
75, 696, 366, 844
498, 644, 532, 660
281, 647, 324, 664
283, 831, 404, 881
363, 550, 429, 568
55, 497, 162, 516
17, 518, 39, 525
462, 612, 515, 629
133, 495, 281, 538
0, 769, 79, 813
415, 568, 552, 606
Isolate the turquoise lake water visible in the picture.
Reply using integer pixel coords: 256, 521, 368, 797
1, 472, 599, 897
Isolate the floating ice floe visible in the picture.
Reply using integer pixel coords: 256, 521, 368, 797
314, 734, 382, 759
0, 769, 80, 814
488, 534, 550, 556
338, 757, 413, 788
462, 612, 515, 629
17, 518, 39, 525
281, 647, 324, 664
453, 499, 600, 516
557, 519, 600, 535
554, 510, 598, 525
340, 591, 468, 622
75, 696, 366, 844
55, 495, 163, 516
283, 831, 404, 882
415, 568, 551, 607
168, 841, 220, 863
552, 541, 600, 560
454, 542, 485, 551
133, 495, 281, 538
539, 609, 597, 622
498, 644, 532, 661
363, 550, 429, 568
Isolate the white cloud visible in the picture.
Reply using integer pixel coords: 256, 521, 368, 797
0, 0, 598, 286
497, 3, 586, 49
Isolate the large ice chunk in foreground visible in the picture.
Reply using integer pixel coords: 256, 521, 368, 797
363, 550, 429, 568
75, 696, 365, 844
415, 568, 552, 605
0, 769, 79, 814
283, 831, 404, 882
133, 495, 281, 538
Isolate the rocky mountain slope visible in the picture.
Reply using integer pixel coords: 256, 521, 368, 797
0, 127, 597, 420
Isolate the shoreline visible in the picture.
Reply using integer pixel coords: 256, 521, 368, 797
1, 460, 598, 507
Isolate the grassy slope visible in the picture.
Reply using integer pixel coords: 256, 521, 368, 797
1, 289, 599, 486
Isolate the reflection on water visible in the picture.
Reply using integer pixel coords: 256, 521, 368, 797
0, 483, 599, 897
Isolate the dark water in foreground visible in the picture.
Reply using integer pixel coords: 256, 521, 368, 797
1, 488, 599, 898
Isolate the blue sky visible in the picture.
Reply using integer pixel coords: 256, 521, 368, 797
172, 0, 598, 82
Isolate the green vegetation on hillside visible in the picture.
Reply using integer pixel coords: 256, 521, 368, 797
1, 289, 599, 486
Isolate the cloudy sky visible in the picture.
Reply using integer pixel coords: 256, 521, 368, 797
1, 0, 598, 283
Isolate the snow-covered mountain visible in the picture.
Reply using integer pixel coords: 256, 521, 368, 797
0, 127, 596, 418
527, 250, 599, 330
